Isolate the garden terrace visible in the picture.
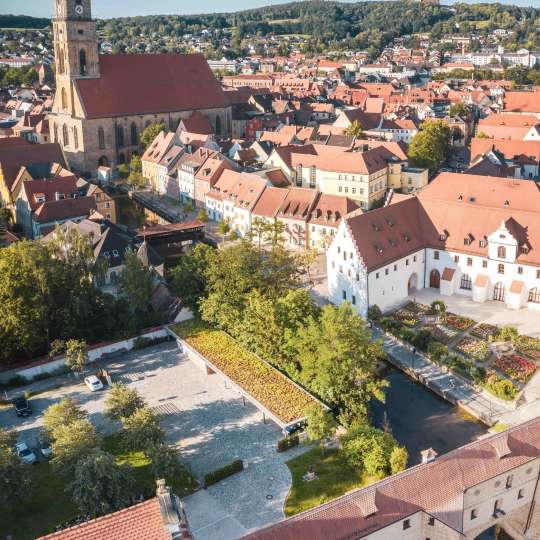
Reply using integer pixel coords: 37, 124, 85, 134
169, 320, 320, 428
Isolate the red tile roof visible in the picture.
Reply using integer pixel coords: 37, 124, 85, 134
0, 141, 65, 194
308, 194, 360, 227
37, 499, 170, 540
34, 196, 97, 223
252, 186, 289, 218
23, 176, 79, 211
76, 54, 227, 119
244, 417, 540, 540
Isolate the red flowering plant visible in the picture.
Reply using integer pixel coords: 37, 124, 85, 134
495, 355, 537, 384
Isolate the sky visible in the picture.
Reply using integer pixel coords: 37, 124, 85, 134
0, 0, 537, 19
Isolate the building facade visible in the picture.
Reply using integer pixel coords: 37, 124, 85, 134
49, 0, 232, 176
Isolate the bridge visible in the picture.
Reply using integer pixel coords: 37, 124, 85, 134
135, 221, 206, 258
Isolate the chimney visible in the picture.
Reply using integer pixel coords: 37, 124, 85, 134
491, 433, 512, 459
353, 488, 378, 517
156, 480, 192, 539
421, 448, 438, 464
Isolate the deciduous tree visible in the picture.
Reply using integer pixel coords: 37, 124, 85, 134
305, 404, 337, 453
105, 383, 146, 421
68, 449, 135, 518
122, 407, 164, 452
140, 123, 167, 150
43, 398, 87, 439
64, 339, 88, 375
408, 120, 452, 170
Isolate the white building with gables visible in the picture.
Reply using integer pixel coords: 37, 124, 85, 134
327, 173, 540, 315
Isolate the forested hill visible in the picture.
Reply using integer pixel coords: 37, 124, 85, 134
99, 1, 539, 55
0, 15, 50, 29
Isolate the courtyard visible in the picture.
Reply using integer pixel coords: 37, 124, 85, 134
0, 342, 307, 540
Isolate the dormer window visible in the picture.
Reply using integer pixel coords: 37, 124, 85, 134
498, 246, 506, 259
480, 239, 487, 248
464, 237, 472, 246
439, 234, 446, 241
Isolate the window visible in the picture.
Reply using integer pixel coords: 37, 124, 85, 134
506, 475, 513, 489
471, 509, 478, 520
62, 124, 69, 147
117, 125, 125, 148
356, 273, 360, 281
385, 269, 389, 275
480, 240, 487, 248
394, 264, 397, 271
460, 274, 472, 290
454, 255, 459, 263
342, 290, 347, 300
352, 295, 356, 305
406, 259, 409, 266
376, 273, 380, 279
498, 246, 506, 259
343, 251, 347, 261
434, 250, 439, 260
483, 260, 488, 268
518, 267, 523, 275
98, 127, 105, 150
413, 255, 417, 262
79, 48, 87, 76
337, 247, 341, 254
61, 87, 68, 110
529, 288, 540, 304
331, 261, 335, 269
498, 263, 505, 274
493, 499, 502, 516
339, 265, 342, 273
467, 257, 472, 266
73, 126, 78, 149
518, 489, 525, 500
130, 123, 138, 146
428, 517, 435, 526
403, 519, 410, 530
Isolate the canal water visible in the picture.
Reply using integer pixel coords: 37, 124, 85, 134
114, 195, 146, 229
371, 366, 487, 466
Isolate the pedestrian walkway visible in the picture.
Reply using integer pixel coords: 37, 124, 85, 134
374, 328, 512, 426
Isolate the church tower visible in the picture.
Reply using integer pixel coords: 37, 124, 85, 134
53, 0, 100, 82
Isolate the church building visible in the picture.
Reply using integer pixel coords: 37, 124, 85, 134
49, 0, 232, 176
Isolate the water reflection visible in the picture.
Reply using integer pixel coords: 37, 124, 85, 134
371, 366, 487, 466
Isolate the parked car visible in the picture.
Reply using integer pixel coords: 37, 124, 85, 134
12, 397, 32, 417
15, 442, 37, 465
84, 375, 104, 392
38, 436, 52, 459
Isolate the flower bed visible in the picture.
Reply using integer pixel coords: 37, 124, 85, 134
390, 308, 419, 328
442, 312, 475, 332
171, 320, 317, 424
495, 355, 537, 384
403, 301, 429, 315
425, 324, 458, 344
470, 323, 499, 340
515, 336, 540, 362
483, 374, 519, 401
455, 337, 491, 362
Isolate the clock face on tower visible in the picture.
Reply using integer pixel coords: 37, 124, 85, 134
75, 4, 84, 15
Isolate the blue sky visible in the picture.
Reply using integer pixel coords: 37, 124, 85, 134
0, 0, 536, 19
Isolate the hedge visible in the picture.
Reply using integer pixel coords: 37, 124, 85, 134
204, 460, 244, 487
277, 435, 300, 453
171, 320, 317, 424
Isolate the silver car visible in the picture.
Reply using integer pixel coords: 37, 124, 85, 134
15, 442, 37, 465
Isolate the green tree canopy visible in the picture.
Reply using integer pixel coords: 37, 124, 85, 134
305, 404, 337, 452
344, 120, 364, 138
64, 339, 88, 375
68, 449, 135, 518
43, 397, 88, 439
105, 383, 146, 421
169, 243, 212, 315
408, 120, 452, 170
118, 252, 154, 316
140, 123, 168, 150
121, 407, 164, 452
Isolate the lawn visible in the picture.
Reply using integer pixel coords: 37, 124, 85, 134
0, 435, 197, 540
284, 447, 370, 517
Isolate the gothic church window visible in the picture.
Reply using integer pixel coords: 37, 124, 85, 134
98, 127, 105, 150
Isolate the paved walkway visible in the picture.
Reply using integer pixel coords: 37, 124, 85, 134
374, 328, 513, 426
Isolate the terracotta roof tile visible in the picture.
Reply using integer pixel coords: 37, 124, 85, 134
37, 499, 170, 540
76, 54, 227, 119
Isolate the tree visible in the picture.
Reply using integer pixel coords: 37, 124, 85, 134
0, 207, 12, 226
448, 102, 469, 118
217, 220, 230, 244
305, 404, 337, 453
0, 444, 30, 507
344, 120, 364, 138
147, 444, 184, 484
127, 154, 145, 188
294, 303, 387, 426
341, 424, 399, 478
122, 407, 164, 452
51, 419, 101, 475
140, 123, 167, 150
118, 252, 154, 315
197, 209, 209, 223
64, 339, 88, 375
408, 120, 452, 170
68, 449, 135, 518
43, 397, 87, 439
0, 427, 17, 449
105, 383, 146, 421
389, 445, 408, 474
